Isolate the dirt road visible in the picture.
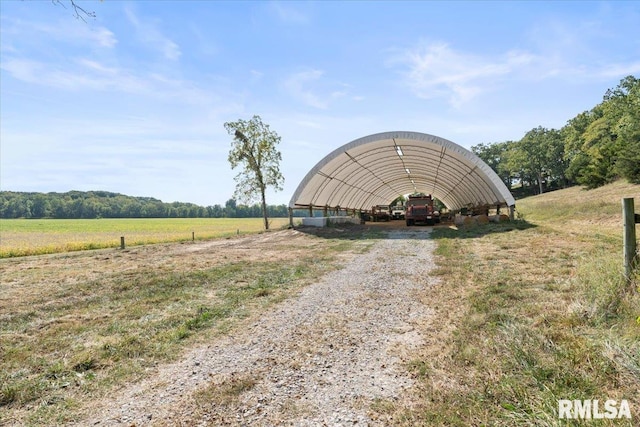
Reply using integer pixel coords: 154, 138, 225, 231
77, 227, 437, 426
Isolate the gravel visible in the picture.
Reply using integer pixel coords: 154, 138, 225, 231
81, 228, 437, 426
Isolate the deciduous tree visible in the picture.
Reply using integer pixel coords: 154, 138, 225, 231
472, 141, 516, 189
562, 76, 639, 187
224, 116, 284, 230
608, 76, 640, 183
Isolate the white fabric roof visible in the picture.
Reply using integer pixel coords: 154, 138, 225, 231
289, 131, 515, 211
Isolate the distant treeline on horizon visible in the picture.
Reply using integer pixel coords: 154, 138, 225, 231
0, 190, 309, 219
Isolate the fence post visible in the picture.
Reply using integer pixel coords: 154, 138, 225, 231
120, 236, 125, 250
192, 231, 195, 241
622, 197, 638, 285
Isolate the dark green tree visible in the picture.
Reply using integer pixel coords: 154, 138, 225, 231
608, 76, 640, 183
508, 127, 566, 194
562, 75, 639, 188
472, 141, 516, 189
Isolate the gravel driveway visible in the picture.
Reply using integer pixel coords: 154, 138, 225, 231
82, 228, 437, 426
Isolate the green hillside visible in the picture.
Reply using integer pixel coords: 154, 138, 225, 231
516, 180, 640, 235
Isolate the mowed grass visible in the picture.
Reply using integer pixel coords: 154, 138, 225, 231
0, 225, 376, 426
381, 180, 640, 426
0, 217, 291, 258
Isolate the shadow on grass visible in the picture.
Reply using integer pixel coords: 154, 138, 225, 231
294, 219, 537, 241
293, 223, 387, 240
430, 219, 537, 239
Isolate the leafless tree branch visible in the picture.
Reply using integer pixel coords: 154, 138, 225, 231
52, 0, 97, 21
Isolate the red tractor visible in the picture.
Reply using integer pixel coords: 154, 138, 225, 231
405, 194, 439, 226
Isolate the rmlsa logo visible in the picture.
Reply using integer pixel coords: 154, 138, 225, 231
558, 399, 631, 419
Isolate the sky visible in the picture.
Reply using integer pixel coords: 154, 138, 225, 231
1, 1, 639, 207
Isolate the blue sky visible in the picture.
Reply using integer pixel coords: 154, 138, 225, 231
1, 1, 639, 206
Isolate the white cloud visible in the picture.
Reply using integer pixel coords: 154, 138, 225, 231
1, 52, 222, 107
283, 69, 329, 109
91, 27, 118, 48
597, 62, 640, 79
124, 6, 181, 61
522, 15, 640, 83
1, 56, 151, 93
0, 17, 117, 49
268, 2, 310, 24
394, 42, 536, 108
282, 69, 351, 109
0, 58, 40, 83
77, 58, 119, 75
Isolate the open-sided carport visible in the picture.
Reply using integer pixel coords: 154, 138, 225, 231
288, 131, 515, 219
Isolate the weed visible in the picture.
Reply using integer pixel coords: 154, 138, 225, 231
406, 359, 430, 379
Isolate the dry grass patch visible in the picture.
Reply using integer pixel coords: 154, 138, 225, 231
374, 181, 640, 426
0, 228, 373, 426
193, 372, 259, 408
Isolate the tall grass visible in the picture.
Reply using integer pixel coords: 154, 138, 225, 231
386, 181, 640, 426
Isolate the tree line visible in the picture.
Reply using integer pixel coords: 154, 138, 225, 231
472, 75, 639, 198
0, 191, 304, 219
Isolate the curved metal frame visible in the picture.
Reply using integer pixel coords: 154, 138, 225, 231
289, 131, 515, 211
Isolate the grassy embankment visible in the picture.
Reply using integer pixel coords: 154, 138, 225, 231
385, 180, 639, 426
0, 217, 291, 258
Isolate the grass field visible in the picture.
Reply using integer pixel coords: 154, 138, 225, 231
0, 217, 292, 258
386, 180, 640, 426
0, 225, 373, 425
1, 182, 639, 425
